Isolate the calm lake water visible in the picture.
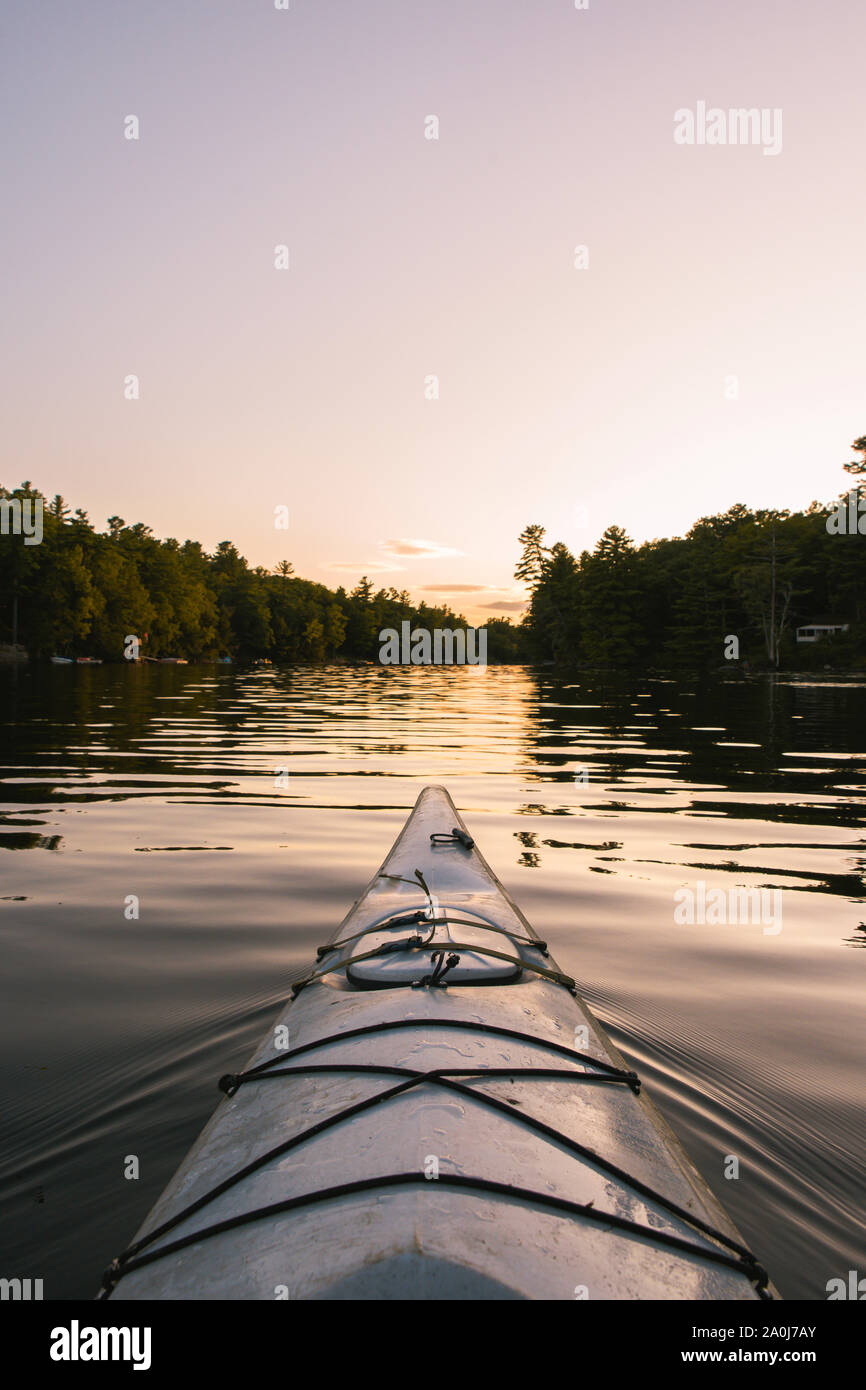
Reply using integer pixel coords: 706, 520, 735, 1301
1, 663, 864, 1300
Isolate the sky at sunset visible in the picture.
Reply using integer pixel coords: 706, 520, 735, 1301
3, 1, 864, 623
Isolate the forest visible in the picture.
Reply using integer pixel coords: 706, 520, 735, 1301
1, 435, 863, 671
515, 436, 866, 672
0, 489, 521, 664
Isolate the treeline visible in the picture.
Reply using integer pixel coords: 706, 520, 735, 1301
516, 435, 866, 671
0, 487, 522, 663
3, 435, 864, 671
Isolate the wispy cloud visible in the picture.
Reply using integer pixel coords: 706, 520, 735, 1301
381, 538, 462, 560
419, 580, 528, 613
325, 560, 404, 574
325, 537, 461, 575
421, 583, 491, 593
422, 583, 527, 609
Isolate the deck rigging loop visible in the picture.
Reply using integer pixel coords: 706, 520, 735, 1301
412, 949, 461, 988
316, 910, 548, 959
297, 884, 566, 996
291, 939, 575, 997
378, 868, 434, 900
430, 828, 475, 849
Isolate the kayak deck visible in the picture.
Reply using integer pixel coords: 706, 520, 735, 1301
105, 786, 775, 1300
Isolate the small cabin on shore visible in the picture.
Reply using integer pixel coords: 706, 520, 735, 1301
795, 622, 849, 644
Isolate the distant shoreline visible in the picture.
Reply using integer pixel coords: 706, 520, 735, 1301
2, 646, 864, 682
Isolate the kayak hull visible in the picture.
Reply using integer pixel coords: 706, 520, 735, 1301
107, 787, 776, 1301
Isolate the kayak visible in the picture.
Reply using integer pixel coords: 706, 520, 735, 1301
102, 786, 777, 1301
